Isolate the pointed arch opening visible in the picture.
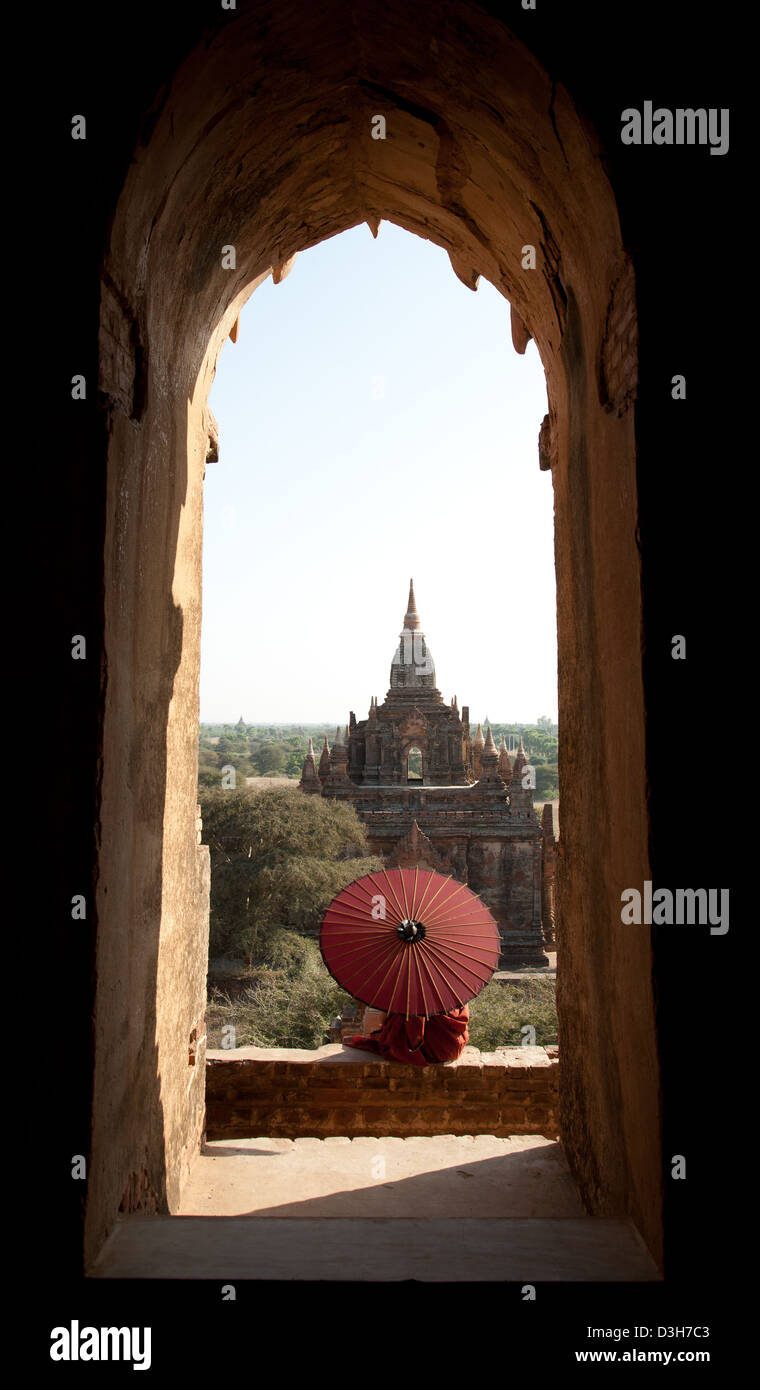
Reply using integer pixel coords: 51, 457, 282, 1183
406, 746, 423, 782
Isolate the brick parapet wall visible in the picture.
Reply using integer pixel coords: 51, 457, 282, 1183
205, 1044, 559, 1140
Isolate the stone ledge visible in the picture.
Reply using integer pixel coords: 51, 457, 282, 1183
93, 1217, 662, 1283
205, 1044, 559, 1141
207, 1044, 556, 1070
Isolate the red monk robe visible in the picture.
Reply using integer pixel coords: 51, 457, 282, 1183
345, 1005, 469, 1066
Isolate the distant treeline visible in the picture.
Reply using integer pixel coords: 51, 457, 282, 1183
202, 723, 337, 741
198, 717, 558, 796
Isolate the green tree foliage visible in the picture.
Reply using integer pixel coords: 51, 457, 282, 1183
255, 742, 288, 774
198, 747, 224, 791
206, 931, 352, 1048
206, 947, 557, 1050
534, 762, 559, 796
467, 978, 557, 1048
488, 722, 558, 763
198, 744, 257, 790
200, 785, 384, 964
522, 730, 558, 762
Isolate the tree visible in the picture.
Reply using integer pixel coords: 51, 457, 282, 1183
198, 748, 225, 791
535, 762, 559, 796
255, 742, 287, 774
200, 785, 384, 964
216, 736, 246, 766
207, 930, 352, 1048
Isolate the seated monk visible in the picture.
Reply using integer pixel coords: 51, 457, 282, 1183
345, 1004, 469, 1066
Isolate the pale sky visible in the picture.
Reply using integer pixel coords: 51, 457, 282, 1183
201, 222, 557, 725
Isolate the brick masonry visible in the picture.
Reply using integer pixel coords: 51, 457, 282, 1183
205, 1044, 559, 1141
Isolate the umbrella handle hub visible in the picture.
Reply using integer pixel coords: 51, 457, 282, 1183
397, 919, 426, 942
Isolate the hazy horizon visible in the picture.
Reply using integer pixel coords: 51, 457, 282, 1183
199, 713, 557, 729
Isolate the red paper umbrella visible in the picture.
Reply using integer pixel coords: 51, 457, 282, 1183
319, 867, 500, 1019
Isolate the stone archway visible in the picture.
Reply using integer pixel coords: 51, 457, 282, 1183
88, 0, 659, 1270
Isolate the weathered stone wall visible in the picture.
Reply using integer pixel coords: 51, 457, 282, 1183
85, 379, 215, 1264
205, 1046, 559, 1142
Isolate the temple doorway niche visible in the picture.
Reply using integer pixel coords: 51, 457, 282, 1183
406, 747, 423, 782
89, 0, 660, 1275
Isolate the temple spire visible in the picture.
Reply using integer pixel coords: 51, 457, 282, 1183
298, 737, 321, 794
498, 734, 512, 782
323, 721, 352, 795
472, 721, 485, 778
404, 578, 421, 632
388, 577, 439, 698
318, 736, 331, 783
475, 722, 507, 791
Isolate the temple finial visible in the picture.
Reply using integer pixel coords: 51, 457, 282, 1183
404, 578, 420, 631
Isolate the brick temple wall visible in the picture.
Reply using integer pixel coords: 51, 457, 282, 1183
205, 1045, 559, 1140
336, 784, 548, 965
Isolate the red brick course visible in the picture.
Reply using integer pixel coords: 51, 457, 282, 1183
205, 1044, 559, 1140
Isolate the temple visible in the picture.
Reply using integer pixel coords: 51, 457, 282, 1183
300, 580, 555, 968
